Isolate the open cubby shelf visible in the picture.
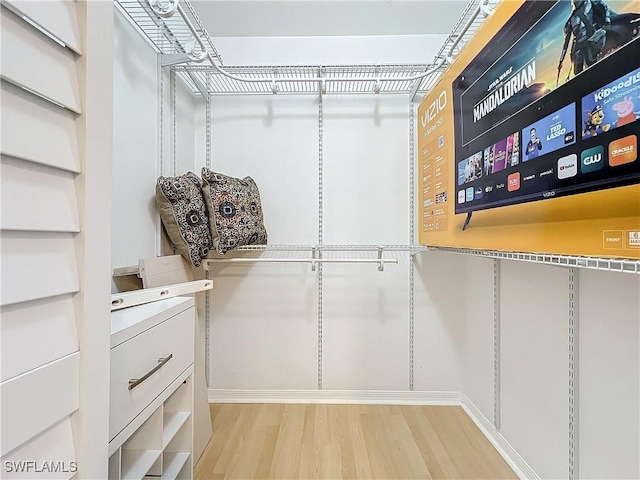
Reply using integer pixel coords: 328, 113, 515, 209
109, 376, 193, 480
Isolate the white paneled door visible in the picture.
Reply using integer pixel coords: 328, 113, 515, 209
1, 2, 112, 478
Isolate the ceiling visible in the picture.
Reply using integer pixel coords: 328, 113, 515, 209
190, 0, 471, 38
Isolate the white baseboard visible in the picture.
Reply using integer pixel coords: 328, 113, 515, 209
461, 394, 539, 480
208, 389, 462, 405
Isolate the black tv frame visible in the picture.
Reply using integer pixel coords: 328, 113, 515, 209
452, 25, 640, 230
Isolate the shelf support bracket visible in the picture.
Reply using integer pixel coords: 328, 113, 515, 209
163, 58, 208, 97
374, 65, 381, 94
186, 71, 209, 97
480, 0, 494, 17
161, 54, 192, 67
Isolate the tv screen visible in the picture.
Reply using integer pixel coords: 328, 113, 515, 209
452, 0, 640, 220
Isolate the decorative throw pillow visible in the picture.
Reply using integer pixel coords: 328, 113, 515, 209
201, 168, 268, 255
156, 172, 215, 267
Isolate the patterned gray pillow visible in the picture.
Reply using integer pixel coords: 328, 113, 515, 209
156, 172, 214, 267
201, 168, 268, 255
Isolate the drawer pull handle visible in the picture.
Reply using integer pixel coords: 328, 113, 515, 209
128, 354, 173, 391
111, 298, 123, 307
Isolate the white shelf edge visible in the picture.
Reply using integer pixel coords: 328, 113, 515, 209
161, 452, 190, 480
121, 449, 162, 480
111, 280, 213, 311
114, 265, 140, 277
430, 247, 640, 275
162, 412, 190, 449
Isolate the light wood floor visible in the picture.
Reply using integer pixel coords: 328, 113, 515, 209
194, 404, 516, 480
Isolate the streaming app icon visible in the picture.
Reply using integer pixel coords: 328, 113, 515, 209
475, 187, 483, 200
558, 154, 578, 179
466, 187, 474, 202
609, 135, 637, 166
458, 190, 466, 204
507, 172, 520, 192
539, 168, 554, 178
581, 146, 604, 173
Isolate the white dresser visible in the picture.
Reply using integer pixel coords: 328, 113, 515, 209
108, 297, 195, 480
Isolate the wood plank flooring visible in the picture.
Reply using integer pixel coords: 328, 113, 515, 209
194, 404, 517, 480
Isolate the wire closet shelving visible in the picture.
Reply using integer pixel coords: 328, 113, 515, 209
115, 0, 496, 98
114, 0, 640, 275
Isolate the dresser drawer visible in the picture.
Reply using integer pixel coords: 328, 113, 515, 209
109, 306, 194, 441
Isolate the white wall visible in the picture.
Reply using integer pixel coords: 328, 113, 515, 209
413, 251, 465, 393
321, 97, 412, 390
460, 255, 494, 420
112, 11, 200, 289
207, 96, 319, 245
321, 257, 410, 391
202, 95, 455, 392
212, 34, 448, 66
205, 96, 319, 389
323, 97, 408, 245
460, 258, 640, 479
112, 10, 158, 279
500, 262, 569, 479
579, 270, 639, 479
171, 73, 201, 176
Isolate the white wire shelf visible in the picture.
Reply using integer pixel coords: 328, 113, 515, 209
231, 244, 430, 252
203, 245, 420, 272
115, 0, 498, 96
114, 246, 640, 275
203, 257, 400, 271
432, 247, 640, 275
115, 0, 223, 64
175, 64, 446, 96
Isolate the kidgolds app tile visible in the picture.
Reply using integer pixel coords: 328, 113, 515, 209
609, 135, 637, 166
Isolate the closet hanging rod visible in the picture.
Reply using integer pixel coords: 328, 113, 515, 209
232, 244, 430, 252
202, 258, 399, 272
151, 0, 493, 92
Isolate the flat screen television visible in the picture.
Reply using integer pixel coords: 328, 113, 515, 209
452, 0, 640, 230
